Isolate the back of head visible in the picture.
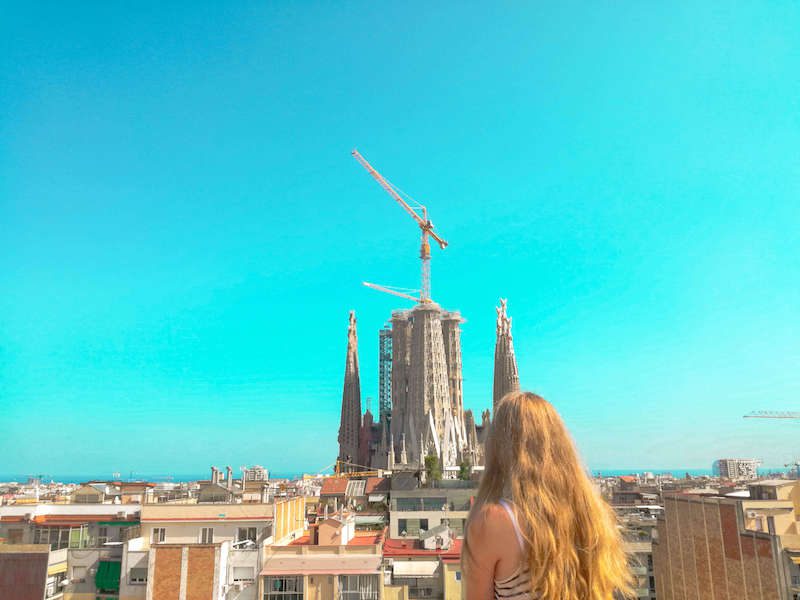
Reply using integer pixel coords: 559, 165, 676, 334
466, 391, 632, 599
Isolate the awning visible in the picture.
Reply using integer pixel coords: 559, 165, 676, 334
392, 560, 439, 577
368, 494, 386, 502
97, 521, 139, 527
47, 562, 67, 576
355, 515, 385, 525
790, 556, 800, 565
95, 560, 121, 592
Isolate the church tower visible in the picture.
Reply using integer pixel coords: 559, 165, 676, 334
337, 311, 362, 466
492, 298, 520, 415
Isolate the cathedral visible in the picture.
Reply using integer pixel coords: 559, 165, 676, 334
336, 298, 520, 476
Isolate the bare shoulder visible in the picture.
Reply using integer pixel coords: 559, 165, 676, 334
467, 502, 517, 544
466, 500, 524, 579
469, 502, 507, 528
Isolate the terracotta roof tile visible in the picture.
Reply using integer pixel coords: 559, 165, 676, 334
383, 537, 461, 559
320, 478, 349, 496
364, 477, 390, 494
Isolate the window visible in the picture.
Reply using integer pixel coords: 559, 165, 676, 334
232, 566, 255, 583
152, 528, 166, 544
338, 574, 379, 599
200, 527, 214, 543
264, 575, 303, 599
98, 526, 109, 546
71, 566, 87, 581
237, 527, 258, 543
455, 571, 461, 581
394, 497, 447, 511
45, 573, 66, 598
398, 519, 428, 536
129, 567, 148, 584
33, 525, 88, 550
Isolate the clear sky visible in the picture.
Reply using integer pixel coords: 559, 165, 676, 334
2, 3, 800, 478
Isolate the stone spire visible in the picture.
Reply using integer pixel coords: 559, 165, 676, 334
338, 311, 362, 466
387, 433, 395, 470
400, 433, 408, 464
492, 299, 520, 415
464, 409, 480, 464
407, 303, 451, 463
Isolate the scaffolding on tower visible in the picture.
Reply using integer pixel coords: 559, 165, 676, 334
378, 324, 393, 425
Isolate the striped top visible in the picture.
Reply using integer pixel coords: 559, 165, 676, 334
494, 499, 534, 600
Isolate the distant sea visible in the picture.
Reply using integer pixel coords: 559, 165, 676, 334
0, 472, 307, 484
0, 467, 789, 484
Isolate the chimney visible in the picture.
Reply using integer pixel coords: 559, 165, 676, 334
211, 466, 219, 485
261, 484, 269, 503
226, 466, 233, 491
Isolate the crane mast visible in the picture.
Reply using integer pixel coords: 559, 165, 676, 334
352, 149, 447, 303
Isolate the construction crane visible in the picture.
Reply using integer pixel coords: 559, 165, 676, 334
743, 411, 800, 419
311, 460, 381, 479
352, 149, 447, 304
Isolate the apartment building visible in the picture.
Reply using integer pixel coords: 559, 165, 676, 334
617, 505, 662, 600
382, 534, 462, 600
0, 503, 141, 600
260, 511, 384, 599
68, 481, 155, 504
388, 487, 473, 539
714, 458, 761, 482
141, 497, 305, 600
0, 544, 52, 600
653, 480, 800, 599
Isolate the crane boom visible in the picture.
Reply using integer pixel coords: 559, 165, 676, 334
363, 282, 421, 303
352, 149, 426, 229
744, 411, 800, 419
352, 149, 448, 303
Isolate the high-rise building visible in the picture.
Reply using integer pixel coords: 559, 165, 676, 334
713, 458, 761, 481
492, 298, 520, 414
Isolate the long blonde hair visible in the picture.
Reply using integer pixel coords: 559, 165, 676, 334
463, 391, 632, 599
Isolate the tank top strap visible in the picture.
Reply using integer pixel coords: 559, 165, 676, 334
498, 498, 526, 551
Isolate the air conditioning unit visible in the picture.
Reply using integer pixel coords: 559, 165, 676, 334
116, 511, 126, 519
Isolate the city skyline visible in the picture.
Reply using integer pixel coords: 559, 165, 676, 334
3, 3, 800, 474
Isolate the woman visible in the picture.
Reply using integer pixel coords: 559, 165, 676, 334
463, 391, 632, 599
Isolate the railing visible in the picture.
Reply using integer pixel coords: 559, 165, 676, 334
48, 548, 69, 565
339, 592, 379, 600
392, 498, 471, 512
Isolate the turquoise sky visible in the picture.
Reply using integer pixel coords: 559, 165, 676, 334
2, 3, 800, 477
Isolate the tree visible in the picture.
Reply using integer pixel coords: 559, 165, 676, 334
425, 453, 442, 483
458, 458, 472, 481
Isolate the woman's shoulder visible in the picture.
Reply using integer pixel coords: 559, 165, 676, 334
468, 500, 517, 538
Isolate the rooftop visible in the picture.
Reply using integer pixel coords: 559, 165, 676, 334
140, 503, 273, 522
383, 537, 462, 559
289, 530, 383, 547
